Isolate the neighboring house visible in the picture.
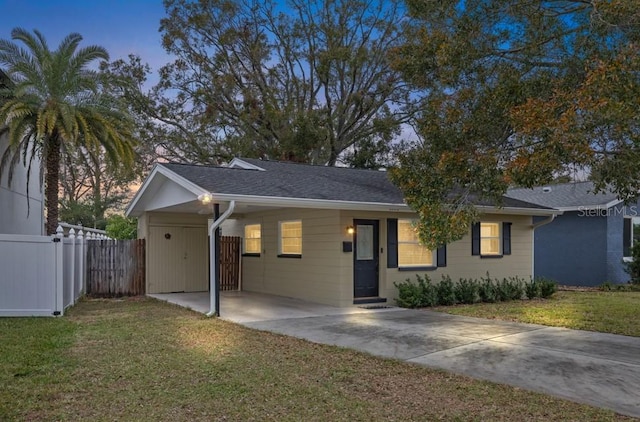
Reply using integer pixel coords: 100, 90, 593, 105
0, 71, 44, 235
126, 158, 557, 307
507, 181, 638, 286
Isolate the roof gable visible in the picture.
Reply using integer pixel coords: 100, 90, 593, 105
126, 164, 208, 217
228, 157, 266, 171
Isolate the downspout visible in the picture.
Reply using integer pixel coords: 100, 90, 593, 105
530, 213, 558, 278
532, 213, 556, 229
207, 200, 236, 317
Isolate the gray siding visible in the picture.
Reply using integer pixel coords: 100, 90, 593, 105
533, 211, 607, 286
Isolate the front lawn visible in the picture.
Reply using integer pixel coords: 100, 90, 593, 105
0, 298, 632, 421
434, 290, 640, 337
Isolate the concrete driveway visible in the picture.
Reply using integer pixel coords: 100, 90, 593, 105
241, 307, 640, 418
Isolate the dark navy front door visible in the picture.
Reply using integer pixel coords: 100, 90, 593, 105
353, 219, 379, 298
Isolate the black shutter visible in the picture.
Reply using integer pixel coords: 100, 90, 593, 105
437, 245, 447, 267
624, 218, 632, 257
471, 222, 480, 256
502, 222, 512, 255
387, 218, 398, 268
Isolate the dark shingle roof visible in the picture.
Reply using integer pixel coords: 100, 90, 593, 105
160, 158, 551, 210
506, 181, 620, 209
162, 159, 405, 203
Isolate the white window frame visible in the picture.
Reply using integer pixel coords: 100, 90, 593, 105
480, 222, 501, 256
243, 224, 261, 255
623, 216, 640, 261
398, 219, 435, 267
279, 220, 302, 256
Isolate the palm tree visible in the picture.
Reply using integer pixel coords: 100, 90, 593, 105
0, 28, 134, 234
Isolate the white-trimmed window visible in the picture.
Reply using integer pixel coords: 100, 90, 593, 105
480, 222, 501, 255
398, 219, 434, 267
244, 224, 261, 255
279, 220, 302, 256
623, 217, 640, 259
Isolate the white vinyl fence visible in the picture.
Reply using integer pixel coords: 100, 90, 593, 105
0, 225, 109, 317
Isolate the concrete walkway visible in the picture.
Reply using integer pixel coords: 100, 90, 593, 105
148, 291, 640, 417
243, 308, 640, 418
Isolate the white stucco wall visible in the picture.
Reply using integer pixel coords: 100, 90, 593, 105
0, 134, 44, 235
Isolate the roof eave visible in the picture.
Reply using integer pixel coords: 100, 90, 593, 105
475, 205, 561, 216
208, 194, 561, 216
210, 193, 412, 212
554, 199, 623, 212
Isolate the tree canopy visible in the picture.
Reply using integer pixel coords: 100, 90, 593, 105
152, 0, 412, 165
390, 0, 640, 248
0, 29, 136, 234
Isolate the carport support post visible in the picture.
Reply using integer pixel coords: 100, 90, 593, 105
214, 203, 221, 316
205, 199, 235, 317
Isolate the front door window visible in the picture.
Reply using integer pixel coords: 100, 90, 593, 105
356, 224, 374, 260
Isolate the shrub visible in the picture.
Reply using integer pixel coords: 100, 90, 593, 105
599, 282, 640, 292
394, 279, 423, 308
524, 278, 540, 299
394, 274, 556, 309
454, 278, 479, 304
416, 274, 438, 307
105, 215, 137, 240
478, 274, 498, 303
436, 275, 456, 306
394, 274, 437, 308
538, 278, 558, 298
495, 277, 525, 301
599, 281, 614, 291
496, 278, 512, 301
625, 242, 640, 285
508, 276, 525, 300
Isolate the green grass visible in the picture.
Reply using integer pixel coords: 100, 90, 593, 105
434, 291, 640, 337
0, 297, 634, 421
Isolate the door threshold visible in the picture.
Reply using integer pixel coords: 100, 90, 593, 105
353, 297, 387, 305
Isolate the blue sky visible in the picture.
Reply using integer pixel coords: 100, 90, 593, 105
0, 0, 170, 82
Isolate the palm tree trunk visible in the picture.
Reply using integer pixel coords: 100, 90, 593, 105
45, 135, 61, 235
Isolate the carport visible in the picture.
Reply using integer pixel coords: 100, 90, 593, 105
148, 290, 390, 323
125, 162, 287, 317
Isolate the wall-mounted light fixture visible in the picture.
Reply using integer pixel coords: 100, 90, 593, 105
198, 192, 213, 205
346, 225, 355, 235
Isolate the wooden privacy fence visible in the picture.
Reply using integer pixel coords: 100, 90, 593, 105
220, 236, 241, 290
87, 239, 145, 296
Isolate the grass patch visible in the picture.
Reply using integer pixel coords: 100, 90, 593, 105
0, 297, 633, 421
434, 291, 640, 337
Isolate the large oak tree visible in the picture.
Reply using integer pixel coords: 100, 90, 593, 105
155, 0, 413, 165
390, 0, 640, 248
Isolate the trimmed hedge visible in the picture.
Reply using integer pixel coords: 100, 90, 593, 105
394, 273, 557, 308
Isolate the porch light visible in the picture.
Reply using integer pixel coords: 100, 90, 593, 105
346, 225, 355, 235
198, 192, 213, 205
